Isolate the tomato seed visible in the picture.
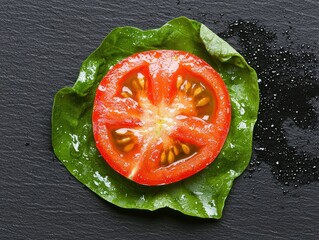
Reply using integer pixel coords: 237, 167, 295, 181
167, 150, 175, 164
123, 143, 135, 152
196, 97, 210, 107
183, 80, 192, 93
181, 143, 190, 154
121, 92, 132, 98
193, 86, 205, 96
137, 73, 145, 89
160, 151, 167, 165
117, 137, 131, 144
173, 145, 179, 155
176, 75, 183, 89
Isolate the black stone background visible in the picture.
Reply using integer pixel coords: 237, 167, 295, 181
0, 1, 318, 239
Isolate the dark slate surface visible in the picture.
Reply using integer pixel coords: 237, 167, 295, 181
0, 0, 318, 239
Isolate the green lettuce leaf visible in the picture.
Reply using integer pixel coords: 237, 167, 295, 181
52, 17, 259, 219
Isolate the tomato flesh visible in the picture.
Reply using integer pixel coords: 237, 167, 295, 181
93, 50, 231, 186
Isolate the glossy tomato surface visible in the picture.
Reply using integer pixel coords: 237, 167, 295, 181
92, 50, 231, 186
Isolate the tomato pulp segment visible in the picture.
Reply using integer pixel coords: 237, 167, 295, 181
92, 50, 231, 186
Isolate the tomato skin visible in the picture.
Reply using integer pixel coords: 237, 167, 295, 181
93, 50, 231, 186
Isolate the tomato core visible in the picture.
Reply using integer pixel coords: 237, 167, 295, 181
93, 50, 231, 185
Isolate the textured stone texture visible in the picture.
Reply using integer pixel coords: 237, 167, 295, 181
0, 0, 318, 239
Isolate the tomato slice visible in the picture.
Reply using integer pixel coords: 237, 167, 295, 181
92, 50, 231, 186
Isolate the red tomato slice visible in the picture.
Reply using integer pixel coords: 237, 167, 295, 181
93, 50, 231, 186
